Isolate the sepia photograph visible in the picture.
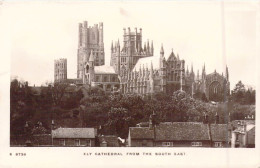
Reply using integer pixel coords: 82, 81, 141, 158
0, 0, 259, 167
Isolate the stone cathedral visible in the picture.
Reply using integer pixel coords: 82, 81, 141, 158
55, 21, 230, 102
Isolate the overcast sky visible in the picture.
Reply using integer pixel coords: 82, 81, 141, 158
1, 1, 258, 89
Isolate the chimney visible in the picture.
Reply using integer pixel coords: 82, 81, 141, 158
203, 113, 209, 124
215, 112, 219, 124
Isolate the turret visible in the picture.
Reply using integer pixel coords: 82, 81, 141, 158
160, 44, 165, 68
144, 42, 146, 52
147, 40, 150, 53
160, 44, 164, 57
99, 22, 103, 46
151, 41, 154, 55
226, 65, 229, 81
78, 23, 83, 47
186, 65, 189, 76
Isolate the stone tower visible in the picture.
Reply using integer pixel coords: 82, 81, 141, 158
54, 58, 67, 83
77, 21, 105, 79
111, 27, 153, 75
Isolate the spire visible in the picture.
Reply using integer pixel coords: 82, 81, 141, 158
191, 63, 194, 73
177, 53, 179, 60
117, 39, 120, 47
160, 44, 164, 55
144, 42, 146, 51
147, 40, 150, 52
151, 41, 154, 54
186, 65, 189, 75
89, 50, 94, 62
226, 65, 229, 81
150, 61, 154, 79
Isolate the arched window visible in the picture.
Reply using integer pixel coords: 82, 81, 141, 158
92, 32, 95, 40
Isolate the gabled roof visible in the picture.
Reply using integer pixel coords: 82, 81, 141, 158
210, 124, 229, 142
167, 51, 176, 61
129, 122, 210, 141
52, 128, 95, 139
155, 122, 210, 141
94, 65, 116, 74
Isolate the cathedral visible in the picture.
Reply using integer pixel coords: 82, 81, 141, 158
55, 21, 230, 101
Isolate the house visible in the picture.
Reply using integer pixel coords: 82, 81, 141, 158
231, 120, 255, 148
210, 124, 230, 147
52, 128, 96, 147
128, 114, 230, 147
129, 122, 213, 147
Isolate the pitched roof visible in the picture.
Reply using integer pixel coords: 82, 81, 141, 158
94, 65, 116, 74
129, 122, 210, 141
129, 127, 154, 139
210, 124, 229, 142
52, 128, 95, 138
155, 122, 210, 141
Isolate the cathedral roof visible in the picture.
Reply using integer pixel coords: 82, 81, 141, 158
94, 65, 116, 74
133, 56, 160, 71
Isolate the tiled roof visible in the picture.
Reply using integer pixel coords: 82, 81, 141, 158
155, 122, 210, 141
210, 124, 229, 142
94, 65, 116, 74
130, 122, 210, 141
129, 127, 154, 139
52, 128, 95, 138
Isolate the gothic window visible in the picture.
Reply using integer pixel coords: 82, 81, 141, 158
86, 65, 89, 73
214, 87, 217, 94
92, 32, 95, 40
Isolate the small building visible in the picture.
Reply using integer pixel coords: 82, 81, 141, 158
52, 128, 96, 147
231, 120, 255, 148
210, 124, 230, 147
98, 135, 120, 147
128, 114, 230, 147
129, 122, 212, 147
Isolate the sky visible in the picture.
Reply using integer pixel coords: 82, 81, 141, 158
0, 1, 258, 90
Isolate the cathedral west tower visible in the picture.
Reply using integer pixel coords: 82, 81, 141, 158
77, 21, 105, 79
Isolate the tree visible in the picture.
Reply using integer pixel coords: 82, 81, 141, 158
50, 82, 69, 106
231, 81, 255, 105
